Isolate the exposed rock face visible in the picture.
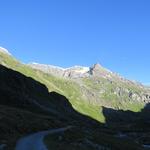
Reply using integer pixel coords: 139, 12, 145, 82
28, 63, 113, 79
29, 63, 65, 77
27, 62, 150, 105
28, 62, 127, 81
28, 63, 90, 78
113, 87, 150, 103
28, 63, 145, 85
89, 63, 112, 78
63, 66, 90, 78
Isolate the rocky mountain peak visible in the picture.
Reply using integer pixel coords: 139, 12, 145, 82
0, 47, 11, 55
29, 62, 114, 78
92, 63, 103, 70
89, 63, 110, 76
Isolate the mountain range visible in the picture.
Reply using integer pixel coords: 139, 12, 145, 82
0, 47, 150, 150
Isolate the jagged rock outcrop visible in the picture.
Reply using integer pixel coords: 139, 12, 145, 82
28, 63, 90, 78
89, 63, 110, 76
28, 62, 114, 79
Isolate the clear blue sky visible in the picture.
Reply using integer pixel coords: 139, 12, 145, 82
0, 0, 150, 84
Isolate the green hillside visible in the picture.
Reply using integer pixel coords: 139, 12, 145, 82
0, 51, 149, 123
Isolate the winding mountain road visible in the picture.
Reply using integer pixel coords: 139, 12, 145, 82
15, 126, 72, 150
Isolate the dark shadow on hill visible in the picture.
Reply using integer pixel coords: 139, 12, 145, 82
0, 64, 101, 128
0, 63, 150, 128
102, 103, 150, 130
102, 104, 150, 148
0, 64, 150, 150
0, 64, 104, 149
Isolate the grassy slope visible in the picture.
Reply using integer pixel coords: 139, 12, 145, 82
0, 52, 146, 123
1, 52, 149, 150
0, 53, 105, 122
83, 77, 145, 112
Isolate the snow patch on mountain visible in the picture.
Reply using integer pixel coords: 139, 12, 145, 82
31, 62, 65, 70
0, 47, 11, 55
66, 66, 90, 73
28, 63, 90, 78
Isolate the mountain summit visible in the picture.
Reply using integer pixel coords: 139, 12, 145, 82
28, 62, 113, 79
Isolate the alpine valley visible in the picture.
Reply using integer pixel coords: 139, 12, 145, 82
0, 47, 150, 150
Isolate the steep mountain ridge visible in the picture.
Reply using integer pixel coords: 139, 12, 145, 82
0, 47, 150, 121
28, 63, 90, 78
28, 60, 150, 106
29, 61, 146, 88
28, 62, 119, 79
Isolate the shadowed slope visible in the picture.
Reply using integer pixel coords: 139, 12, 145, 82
0, 64, 100, 149
0, 64, 148, 150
